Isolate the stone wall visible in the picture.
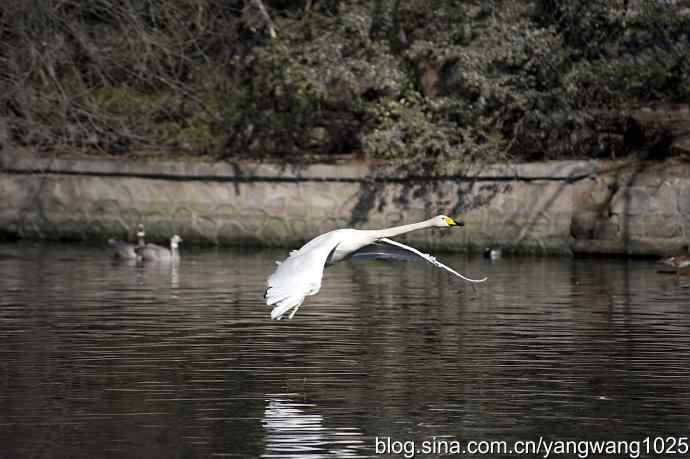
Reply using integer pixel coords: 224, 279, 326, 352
1, 149, 689, 255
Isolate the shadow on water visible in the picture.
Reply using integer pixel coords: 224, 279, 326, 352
1, 242, 690, 457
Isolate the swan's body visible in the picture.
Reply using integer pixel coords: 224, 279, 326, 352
108, 225, 146, 259
137, 235, 182, 262
265, 215, 487, 320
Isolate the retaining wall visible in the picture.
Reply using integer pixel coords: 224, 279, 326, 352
1, 149, 689, 255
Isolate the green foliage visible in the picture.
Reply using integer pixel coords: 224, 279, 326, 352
0, 0, 688, 166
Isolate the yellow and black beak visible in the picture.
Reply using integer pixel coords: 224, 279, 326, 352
446, 216, 465, 227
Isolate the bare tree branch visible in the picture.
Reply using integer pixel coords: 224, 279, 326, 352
249, 0, 277, 39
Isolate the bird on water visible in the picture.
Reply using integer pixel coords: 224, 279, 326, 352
483, 247, 502, 260
660, 244, 690, 269
108, 224, 146, 259
136, 235, 183, 263
264, 215, 487, 320
661, 255, 690, 270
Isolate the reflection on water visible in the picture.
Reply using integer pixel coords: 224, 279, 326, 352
1, 242, 690, 458
262, 395, 365, 458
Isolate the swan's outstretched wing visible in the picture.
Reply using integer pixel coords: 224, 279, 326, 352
378, 238, 488, 283
265, 232, 341, 320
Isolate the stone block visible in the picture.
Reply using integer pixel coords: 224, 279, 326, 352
593, 215, 620, 240
571, 211, 598, 239
643, 215, 682, 239
611, 185, 678, 216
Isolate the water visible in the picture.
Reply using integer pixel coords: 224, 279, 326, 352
1, 242, 690, 458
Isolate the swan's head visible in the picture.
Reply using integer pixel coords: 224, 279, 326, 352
136, 224, 145, 238
431, 215, 464, 228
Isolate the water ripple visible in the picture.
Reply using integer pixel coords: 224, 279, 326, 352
1, 244, 690, 457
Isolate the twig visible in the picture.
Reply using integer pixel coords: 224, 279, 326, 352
250, 0, 277, 39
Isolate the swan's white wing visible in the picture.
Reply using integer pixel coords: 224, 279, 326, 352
265, 232, 342, 320
379, 238, 488, 283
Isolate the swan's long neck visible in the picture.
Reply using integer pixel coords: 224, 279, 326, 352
137, 234, 145, 247
374, 219, 434, 239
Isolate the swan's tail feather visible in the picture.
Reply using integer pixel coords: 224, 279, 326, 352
265, 286, 306, 320
269, 296, 305, 320
265, 285, 294, 305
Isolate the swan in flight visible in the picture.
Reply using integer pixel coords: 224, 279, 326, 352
265, 215, 487, 320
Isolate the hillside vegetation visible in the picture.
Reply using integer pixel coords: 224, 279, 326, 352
1, 0, 688, 172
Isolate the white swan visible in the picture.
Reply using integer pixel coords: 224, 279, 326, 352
265, 215, 487, 320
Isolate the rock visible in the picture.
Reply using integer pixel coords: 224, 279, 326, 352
571, 211, 597, 239
593, 215, 620, 240
630, 104, 690, 157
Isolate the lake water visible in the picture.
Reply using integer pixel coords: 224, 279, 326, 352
1, 242, 690, 458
